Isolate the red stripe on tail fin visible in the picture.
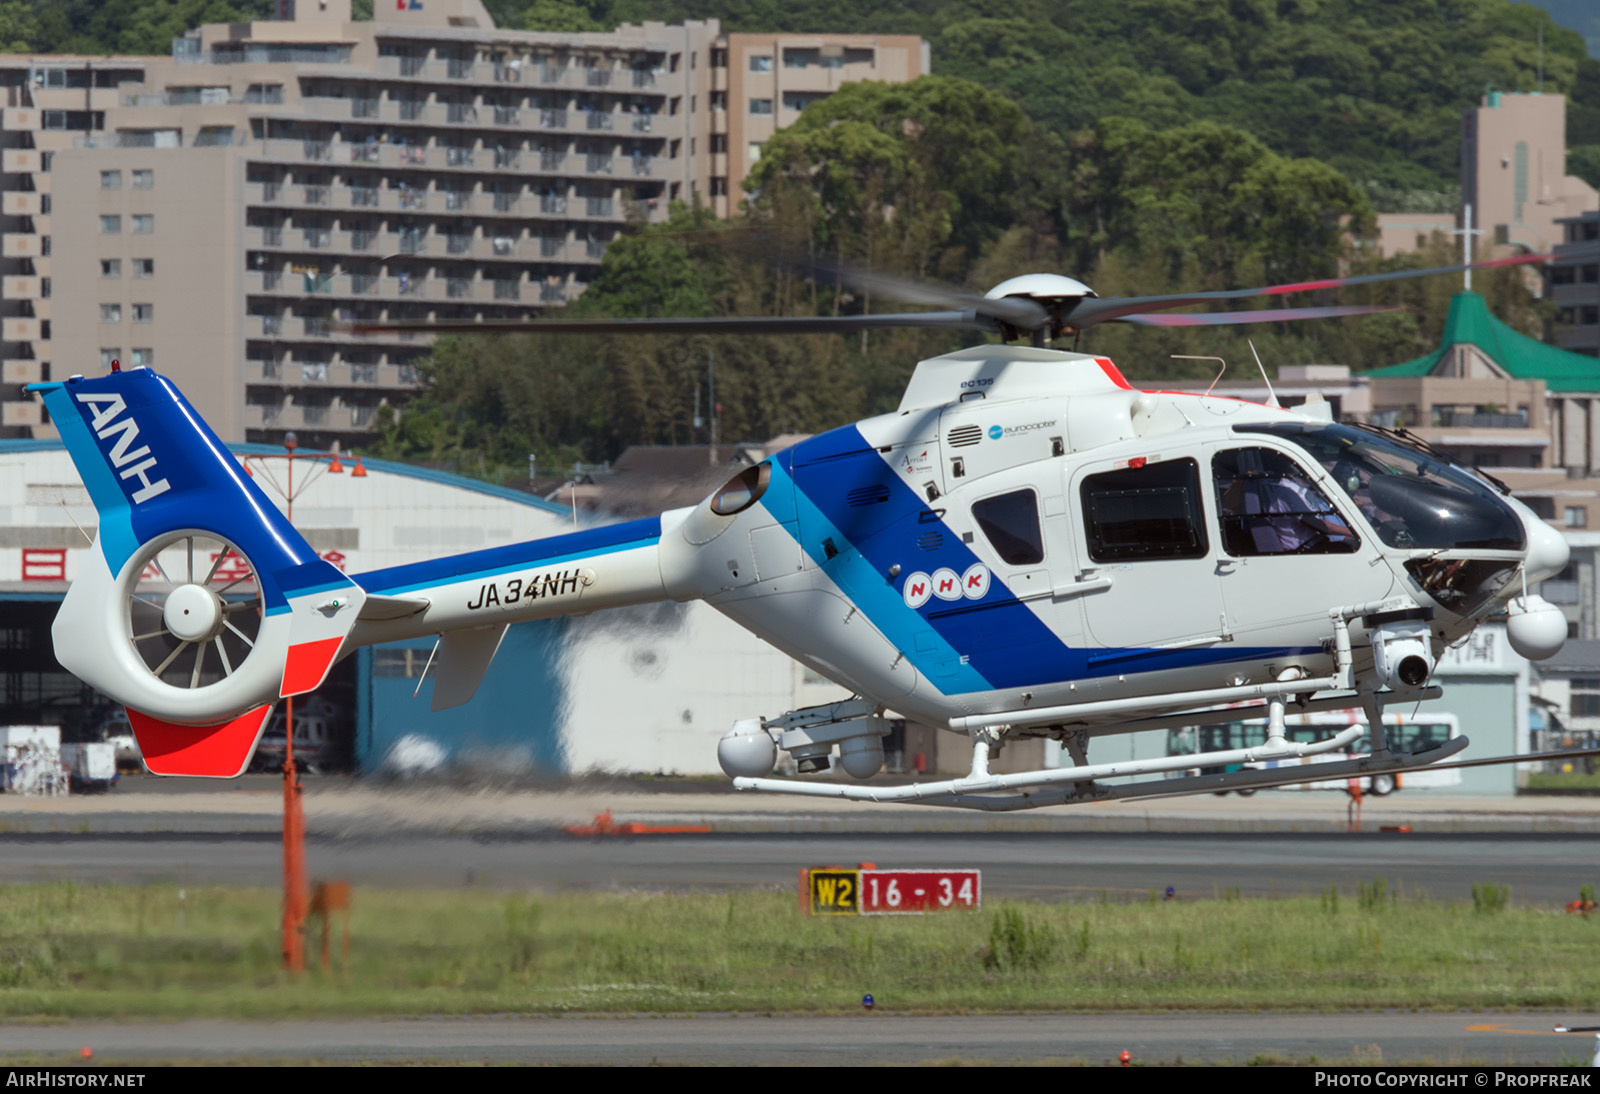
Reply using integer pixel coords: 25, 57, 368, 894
126, 705, 273, 778
281, 636, 346, 697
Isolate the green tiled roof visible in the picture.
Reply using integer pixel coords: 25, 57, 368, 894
1362, 292, 1600, 391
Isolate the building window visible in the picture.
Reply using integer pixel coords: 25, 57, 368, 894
783, 91, 824, 112
100, 259, 121, 278
133, 258, 154, 278
100, 304, 121, 323
100, 215, 121, 234
749, 141, 764, 161
100, 170, 121, 190
749, 98, 773, 116
99, 348, 119, 369
710, 91, 726, 111
1573, 677, 1600, 717
1565, 506, 1588, 528
132, 304, 153, 322
132, 169, 153, 189
750, 55, 772, 73
40, 151, 52, 172
131, 348, 153, 368
710, 49, 726, 68
132, 215, 153, 233
710, 177, 728, 196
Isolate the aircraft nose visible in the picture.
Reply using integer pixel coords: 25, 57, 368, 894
1522, 505, 1570, 584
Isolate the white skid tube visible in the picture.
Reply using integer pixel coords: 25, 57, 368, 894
922, 735, 1476, 812
732, 725, 1365, 803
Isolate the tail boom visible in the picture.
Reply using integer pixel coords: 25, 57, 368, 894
346, 511, 687, 647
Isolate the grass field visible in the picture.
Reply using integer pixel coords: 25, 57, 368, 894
2, 882, 1597, 1019
1527, 771, 1600, 792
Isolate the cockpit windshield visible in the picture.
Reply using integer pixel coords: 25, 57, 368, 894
1235, 422, 1526, 553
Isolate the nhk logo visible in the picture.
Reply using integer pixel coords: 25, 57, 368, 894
902, 564, 991, 608
75, 391, 171, 504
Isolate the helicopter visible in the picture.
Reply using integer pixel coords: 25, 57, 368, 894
24, 251, 1587, 808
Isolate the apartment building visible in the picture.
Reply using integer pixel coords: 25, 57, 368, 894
2, 0, 924, 449
0, 55, 153, 432
707, 33, 928, 218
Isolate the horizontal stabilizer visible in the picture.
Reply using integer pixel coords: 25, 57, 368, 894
429, 624, 509, 712
359, 594, 430, 621
126, 705, 273, 778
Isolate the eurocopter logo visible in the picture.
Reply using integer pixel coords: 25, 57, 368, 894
989, 420, 1059, 440
75, 391, 171, 505
903, 564, 991, 609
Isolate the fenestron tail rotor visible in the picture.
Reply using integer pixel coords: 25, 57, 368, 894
126, 532, 263, 693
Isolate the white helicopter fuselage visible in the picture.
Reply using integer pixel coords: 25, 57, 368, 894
347, 345, 1564, 739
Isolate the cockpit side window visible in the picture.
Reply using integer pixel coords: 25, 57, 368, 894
972, 489, 1044, 565
1237, 422, 1525, 552
1081, 458, 1208, 562
1212, 447, 1360, 556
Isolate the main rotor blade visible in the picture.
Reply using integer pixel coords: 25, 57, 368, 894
1118, 303, 1405, 327
800, 259, 1051, 331
1070, 251, 1551, 328
346, 311, 996, 336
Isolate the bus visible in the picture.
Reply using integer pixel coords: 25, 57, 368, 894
1166, 711, 1462, 795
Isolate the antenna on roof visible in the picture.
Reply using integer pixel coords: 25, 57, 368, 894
1249, 340, 1281, 409
1173, 355, 1227, 396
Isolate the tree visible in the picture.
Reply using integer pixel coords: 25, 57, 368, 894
746, 76, 1067, 279
1063, 117, 1373, 290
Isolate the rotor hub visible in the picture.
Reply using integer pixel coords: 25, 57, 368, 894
983, 273, 1096, 303
163, 583, 223, 643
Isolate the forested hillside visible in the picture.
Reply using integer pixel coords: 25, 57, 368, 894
7, 1, 1598, 195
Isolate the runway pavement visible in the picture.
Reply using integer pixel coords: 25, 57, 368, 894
0, 776, 1596, 903
5, 1013, 1597, 1066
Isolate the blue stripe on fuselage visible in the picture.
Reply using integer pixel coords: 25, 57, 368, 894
762, 456, 993, 694
781, 427, 1071, 690
351, 515, 663, 596
777, 425, 1313, 693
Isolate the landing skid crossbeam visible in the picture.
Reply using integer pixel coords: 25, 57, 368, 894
734, 722, 1372, 805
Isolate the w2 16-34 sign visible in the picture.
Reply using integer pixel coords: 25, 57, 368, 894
805, 868, 981, 915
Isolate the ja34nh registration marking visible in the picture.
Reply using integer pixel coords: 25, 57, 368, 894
466, 567, 589, 611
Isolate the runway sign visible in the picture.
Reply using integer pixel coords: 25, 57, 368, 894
803, 867, 981, 915
807, 868, 860, 915
861, 869, 981, 914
